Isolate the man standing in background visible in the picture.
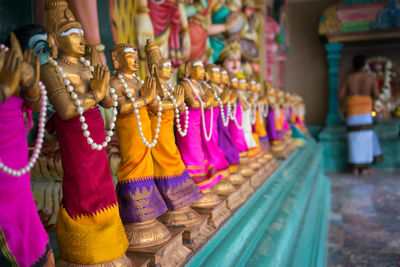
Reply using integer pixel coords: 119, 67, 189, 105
338, 55, 380, 175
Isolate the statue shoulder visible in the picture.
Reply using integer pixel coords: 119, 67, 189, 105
40, 63, 62, 89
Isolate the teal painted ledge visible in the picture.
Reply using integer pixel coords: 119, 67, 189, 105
186, 139, 330, 267
319, 119, 400, 171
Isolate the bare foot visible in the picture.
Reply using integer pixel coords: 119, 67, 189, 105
360, 168, 371, 175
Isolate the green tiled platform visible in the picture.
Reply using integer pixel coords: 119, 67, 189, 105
186, 139, 330, 267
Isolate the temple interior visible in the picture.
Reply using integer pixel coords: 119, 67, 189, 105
0, 0, 399, 266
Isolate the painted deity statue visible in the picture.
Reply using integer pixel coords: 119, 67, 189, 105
265, 82, 285, 154
0, 34, 55, 267
185, 0, 242, 60
144, 40, 203, 228
201, 64, 236, 196
148, 0, 191, 66
176, 59, 223, 208
216, 67, 245, 185
236, 75, 262, 170
227, 75, 254, 178
40, 0, 129, 264
109, 43, 172, 249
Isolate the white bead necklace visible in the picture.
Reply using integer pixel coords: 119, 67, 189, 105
117, 73, 162, 148
160, 83, 189, 137
229, 102, 244, 130
0, 81, 47, 177
47, 56, 118, 151
184, 79, 213, 141
204, 82, 231, 127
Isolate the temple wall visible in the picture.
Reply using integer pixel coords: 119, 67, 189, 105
284, 0, 338, 125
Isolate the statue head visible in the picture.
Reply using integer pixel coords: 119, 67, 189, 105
110, 43, 138, 74
145, 39, 172, 81
235, 72, 247, 91
205, 64, 221, 84
255, 82, 261, 93
217, 42, 241, 75
230, 76, 238, 89
220, 67, 229, 86
185, 59, 205, 81
6, 24, 50, 65
45, 0, 85, 59
249, 79, 256, 92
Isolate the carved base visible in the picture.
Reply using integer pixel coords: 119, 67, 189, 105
127, 231, 191, 267
57, 254, 133, 267
248, 157, 261, 170
158, 207, 202, 229
212, 179, 237, 196
239, 180, 254, 200
191, 188, 221, 209
250, 168, 263, 188
181, 215, 215, 252
256, 155, 268, 166
193, 199, 231, 229
225, 187, 245, 211
124, 219, 171, 249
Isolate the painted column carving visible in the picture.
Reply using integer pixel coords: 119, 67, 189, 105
325, 42, 343, 123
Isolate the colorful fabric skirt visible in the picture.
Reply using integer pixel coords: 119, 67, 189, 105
346, 96, 374, 168
115, 107, 168, 223
0, 96, 52, 267
266, 108, 280, 145
149, 109, 202, 210
201, 107, 230, 179
176, 108, 220, 190
48, 107, 128, 264
228, 102, 249, 153
242, 107, 261, 158
218, 106, 240, 173
254, 110, 270, 151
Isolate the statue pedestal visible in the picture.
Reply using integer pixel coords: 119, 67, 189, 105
271, 145, 290, 159
127, 231, 191, 267
250, 167, 266, 188
193, 200, 231, 229
225, 187, 245, 211
181, 215, 215, 251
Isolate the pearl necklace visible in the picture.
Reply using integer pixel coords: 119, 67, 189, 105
229, 102, 244, 130
160, 83, 189, 137
259, 102, 269, 119
0, 82, 47, 177
204, 82, 231, 127
117, 73, 162, 148
47, 56, 118, 151
184, 79, 213, 141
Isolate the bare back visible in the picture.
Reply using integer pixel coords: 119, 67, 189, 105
338, 71, 379, 99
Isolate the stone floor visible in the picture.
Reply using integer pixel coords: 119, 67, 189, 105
327, 170, 400, 267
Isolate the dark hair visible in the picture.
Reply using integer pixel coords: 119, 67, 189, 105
5, 24, 46, 50
353, 54, 366, 71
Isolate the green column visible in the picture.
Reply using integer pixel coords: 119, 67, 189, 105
325, 42, 343, 124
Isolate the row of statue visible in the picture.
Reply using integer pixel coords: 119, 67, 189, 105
0, 0, 307, 266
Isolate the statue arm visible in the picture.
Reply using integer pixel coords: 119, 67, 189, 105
221, 86, 230, 104
181, 81, 201, 109
40, 64, 98, 121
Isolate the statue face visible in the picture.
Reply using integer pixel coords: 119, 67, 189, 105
190, 65, 205, 81
209, 70, 221, 84
256, 84, 261, 93
27, 33, 50, 65
58, 27, 86, 57
249, 81, 256, 91
239, 80, 247, 91
118, 50, 139, 73
221, 73, 229, 85
223, 55, 241, 75
158, 60, 172, 81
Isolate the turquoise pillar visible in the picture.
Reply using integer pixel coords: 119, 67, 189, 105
325, 42, 343, 124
